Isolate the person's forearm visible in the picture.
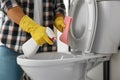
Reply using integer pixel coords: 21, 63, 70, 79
7, 6, 25, 24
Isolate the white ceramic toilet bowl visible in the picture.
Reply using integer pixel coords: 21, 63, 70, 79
17, 52, 110, 80
17, 0, 120, 80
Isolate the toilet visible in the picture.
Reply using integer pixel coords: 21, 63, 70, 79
17, 0, 120, 80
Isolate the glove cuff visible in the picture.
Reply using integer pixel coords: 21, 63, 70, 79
55, 16, 64, 21
20, 15, 39, 33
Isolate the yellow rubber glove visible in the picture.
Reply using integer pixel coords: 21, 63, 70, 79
20, 15, 53, 45
54, 16, 66, 32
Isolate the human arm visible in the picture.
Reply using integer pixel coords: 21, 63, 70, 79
54, 0, 66, 32
1, 0, 53, 45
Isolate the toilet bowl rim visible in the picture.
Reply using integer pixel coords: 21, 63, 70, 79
17, 52, 110, 67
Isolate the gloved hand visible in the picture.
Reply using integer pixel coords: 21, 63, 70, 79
54, 16, 66, 32
19, 15, 53, 45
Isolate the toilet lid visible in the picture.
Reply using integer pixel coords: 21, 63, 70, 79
68, 0, 98, 53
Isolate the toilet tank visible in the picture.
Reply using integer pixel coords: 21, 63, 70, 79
68, 0, 120, 54
91, 1, 120, 54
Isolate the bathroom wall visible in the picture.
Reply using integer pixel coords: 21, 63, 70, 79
110, 51, 120, 80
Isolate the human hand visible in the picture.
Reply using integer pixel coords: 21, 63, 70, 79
54, 16, 66, 32
20, 15, 53, 45
30, 25, 53, 45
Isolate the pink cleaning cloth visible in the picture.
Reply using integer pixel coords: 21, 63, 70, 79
60, 16, 72, 44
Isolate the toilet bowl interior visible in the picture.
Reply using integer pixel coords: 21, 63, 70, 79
29, 52, 74, 60
17, 52, 77, 66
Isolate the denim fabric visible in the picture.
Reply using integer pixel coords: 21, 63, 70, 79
0, 46, 23, 80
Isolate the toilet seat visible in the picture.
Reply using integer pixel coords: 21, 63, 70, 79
68, 0, 97, 52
